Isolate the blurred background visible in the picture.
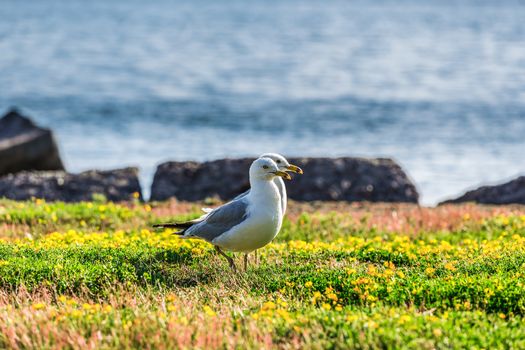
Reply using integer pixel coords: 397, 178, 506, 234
1, 0, 524, 205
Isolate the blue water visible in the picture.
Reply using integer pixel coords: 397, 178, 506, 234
1, 0, 524, 204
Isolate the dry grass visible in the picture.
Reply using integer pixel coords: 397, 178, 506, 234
152, 199, 525, 234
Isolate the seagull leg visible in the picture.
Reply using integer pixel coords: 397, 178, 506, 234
215, 246, 237, 272
244, 253, 248, 272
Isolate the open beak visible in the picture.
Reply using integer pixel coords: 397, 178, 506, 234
272, 170, 292, 180
286, 164, 303, 174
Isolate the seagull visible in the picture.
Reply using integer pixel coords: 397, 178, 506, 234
153, 158, 292, 272
199, 153, 303, 265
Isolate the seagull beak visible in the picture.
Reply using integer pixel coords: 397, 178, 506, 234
272, 170, 292, 180
286, 164, 303, 174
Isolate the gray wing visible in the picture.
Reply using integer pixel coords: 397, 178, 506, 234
184, 197, 249, 242
232, 189, 250, 201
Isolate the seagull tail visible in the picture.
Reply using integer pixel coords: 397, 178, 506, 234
152, 222, 191, 229
151, 224, 186, 236
152, 220, 201, 235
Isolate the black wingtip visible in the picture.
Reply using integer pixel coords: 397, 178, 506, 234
152, 224, 186, 235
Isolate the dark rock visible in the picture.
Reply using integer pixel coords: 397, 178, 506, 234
286, 157, 418, 203
151, 158, 253, 202
0, 108, 64, 176
439, 176, 525, 205
151, 157, 419, 203
0, 167, 142, 202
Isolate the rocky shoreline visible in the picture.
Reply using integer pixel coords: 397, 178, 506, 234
1, 109, 523, 205
151, 157, 419, 203
438, 176, 525, 205
0, 168, 142, 203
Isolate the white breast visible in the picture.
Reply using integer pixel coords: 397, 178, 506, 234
213, 181, 282, 253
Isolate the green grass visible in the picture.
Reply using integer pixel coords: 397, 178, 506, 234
0, 198, 524, 349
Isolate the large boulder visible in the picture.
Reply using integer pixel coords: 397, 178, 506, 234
287, 157, 418, 203
151, 157, 419, 203
0, 167, 142, 202
440, 176, 525, 205
151, 158, 253, 202
0, 108, 64, 176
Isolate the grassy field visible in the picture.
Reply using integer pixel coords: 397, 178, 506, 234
0, 197, 524, 349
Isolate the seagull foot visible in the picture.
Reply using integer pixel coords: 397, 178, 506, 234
215, 246, 238, 273
229, 259, 238, 273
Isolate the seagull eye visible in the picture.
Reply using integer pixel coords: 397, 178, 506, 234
262, 165, 269, 169
276, 160, 281, 164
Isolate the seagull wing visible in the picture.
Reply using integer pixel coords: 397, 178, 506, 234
199, 189, 250, 215
178, 198, 249, 242
153, 194, 250, 241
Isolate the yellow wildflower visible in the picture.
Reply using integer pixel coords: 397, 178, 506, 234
70, 310, 83, 318
32, 302, 46, 310
327, 292, 338, 302
346, 315, 358, 322
398, 315, 411, 324
262, 301, 276, 310
366, 295, 378, 302
277, 299, 288, 308
203, 305, 216, 317
276, 309, 290, 320
444, 262, 456, 271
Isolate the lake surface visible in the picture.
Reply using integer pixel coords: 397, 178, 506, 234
1, 0, 524, 204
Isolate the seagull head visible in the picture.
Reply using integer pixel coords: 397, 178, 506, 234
250, 158, 292, 181
259, 153, 303, 175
